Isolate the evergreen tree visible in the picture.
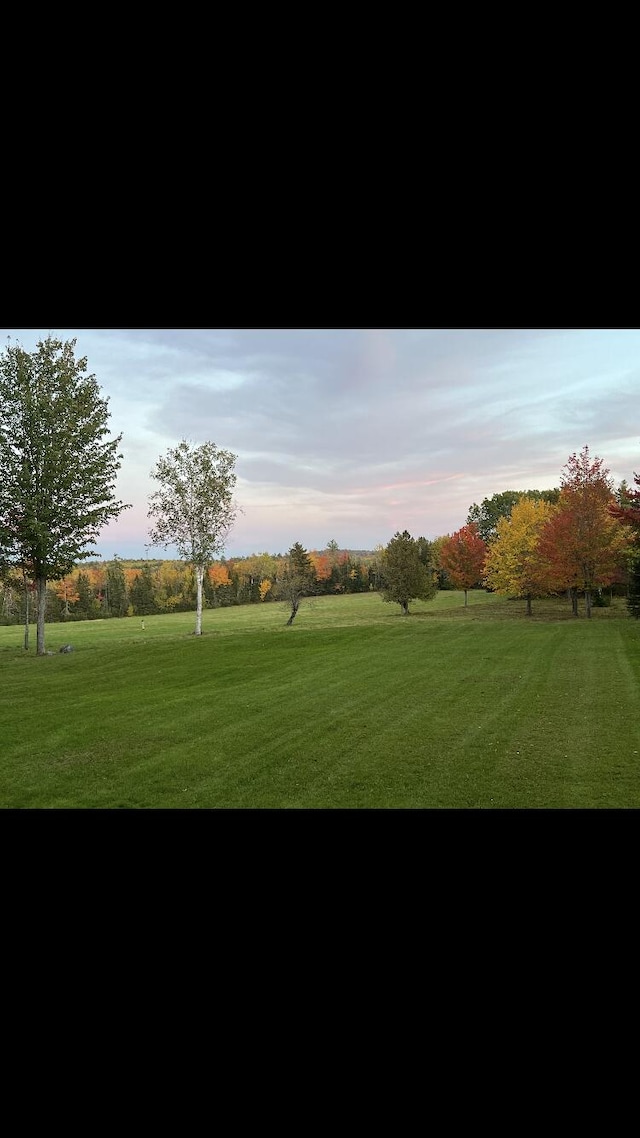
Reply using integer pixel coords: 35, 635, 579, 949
130, 565, 157, 615
288, 542, 314, 581
106, 557, 129, 617
75, 571, 95, 618
379, 531, 437, 615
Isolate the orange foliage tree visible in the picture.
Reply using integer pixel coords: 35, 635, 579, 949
309, 551, 331, 586
539, 446, 631, 617
208, 562, 231, 604
53, 574, 80, 617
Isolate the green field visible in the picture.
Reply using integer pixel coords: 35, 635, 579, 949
1, 590, 639, 808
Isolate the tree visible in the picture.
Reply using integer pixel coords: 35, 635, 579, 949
273, 542, 315, 625
75, 570, 96, 618
53, 573, 80, 618
106, 556, 129, 617
0, 335, 130, 655
129, 565, 158, 616
628, 555, 640, 619
610, 468, 640, 534
541, 446, 629, 618
610, 465, 640, 618
438, 523, 487, 606
22, 568, 36, 649
0, 568, 19, 620
309, 551, 332, 590
235, 552, 279, 603
379, 530, 437, 615
1, 562, 34, 648
148, 439, 238, 636
429, 535, 451, 589
415, 536, 433, 568
483, 497, 557, 615
207, 561, 232, 607
467, 488, 560, 543
538, 501, 629, 617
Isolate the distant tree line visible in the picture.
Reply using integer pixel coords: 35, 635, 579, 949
0, 544, 378, 626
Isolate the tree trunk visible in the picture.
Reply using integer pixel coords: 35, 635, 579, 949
286, 598, 299, 625
571, 587, 579, 616
36, 576, 47, 656
194, 564, 204, 635
464, 589, 468, 607
526, 593, 532, 616
401, 600, 409, 615
585, 588, 592, 619
23, 571, 30, 651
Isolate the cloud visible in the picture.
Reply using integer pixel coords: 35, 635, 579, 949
2, 327, 639, 557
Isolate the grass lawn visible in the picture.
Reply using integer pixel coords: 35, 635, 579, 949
1, 590, 639, 808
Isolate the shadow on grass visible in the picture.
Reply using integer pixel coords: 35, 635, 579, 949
407, 597, 631, 622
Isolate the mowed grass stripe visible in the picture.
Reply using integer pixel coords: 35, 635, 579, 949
1, 592, 639, 807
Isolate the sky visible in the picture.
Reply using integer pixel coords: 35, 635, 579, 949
1, 327, 638, 560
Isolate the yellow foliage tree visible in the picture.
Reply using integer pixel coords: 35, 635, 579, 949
483, 497, 557, 615
155, 561, 187, 611
53, 574, 80, 617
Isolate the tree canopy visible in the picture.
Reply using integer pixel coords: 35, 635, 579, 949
467, 488, 559, 543
610, 461, 640, 621
483, 497, 557, 615
148, 439, 238, 635
541, 446, 630, 618
438, 523, 487, 605
610, 467, 640, 534
0, 335, 129, 654
379, 530, 436, 615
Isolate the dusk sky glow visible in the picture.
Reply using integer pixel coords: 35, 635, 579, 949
2, 328, 638, 560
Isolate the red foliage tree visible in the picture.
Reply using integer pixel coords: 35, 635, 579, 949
539, 446, 630, 617
438, 522, 487, 606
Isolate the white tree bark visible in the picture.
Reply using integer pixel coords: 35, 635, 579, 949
195, 564, 205, 635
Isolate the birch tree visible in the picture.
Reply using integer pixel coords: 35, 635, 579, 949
0, 335, 130, 655
147, 439, 238, 635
